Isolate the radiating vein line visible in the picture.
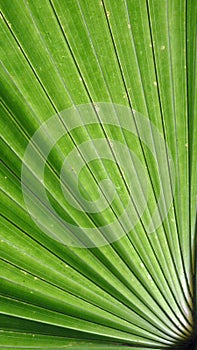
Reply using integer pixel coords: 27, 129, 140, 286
0, 296, 168, 346
2, 106, 178, 336
131, 0, 191, 311
145, 0, 192, 311
10, 0, 189, 328
165, 0, 191, 297
101, 0, 192, 328
52, 0, 194, 330
122, 0, 186, 306
185, 0, 193, 296
0, 260, 177, 343
104, 0, 181, 290
1, 213, 181, 341
1, 160, 184, 338
0, 52, 134, 249
0, 0, 194, 344
1, 7, 150, 261
48, 0, 153, 243
186, 0, 197, 277
0, 0, 191, 336
111, 0, 186, 309
0, 257, 177, 343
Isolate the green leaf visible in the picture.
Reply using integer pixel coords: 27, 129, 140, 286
0, 0, 196, 348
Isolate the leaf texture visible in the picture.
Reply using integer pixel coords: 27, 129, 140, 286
0, 0, 196, 348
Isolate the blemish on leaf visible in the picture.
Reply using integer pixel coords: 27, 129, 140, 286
20, 270, 27, 275
106, 11, 110, 18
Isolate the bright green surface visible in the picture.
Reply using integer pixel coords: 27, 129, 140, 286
0, 0, 196, 348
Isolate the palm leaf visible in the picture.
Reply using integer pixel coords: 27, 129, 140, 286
0, 0, 196, 348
